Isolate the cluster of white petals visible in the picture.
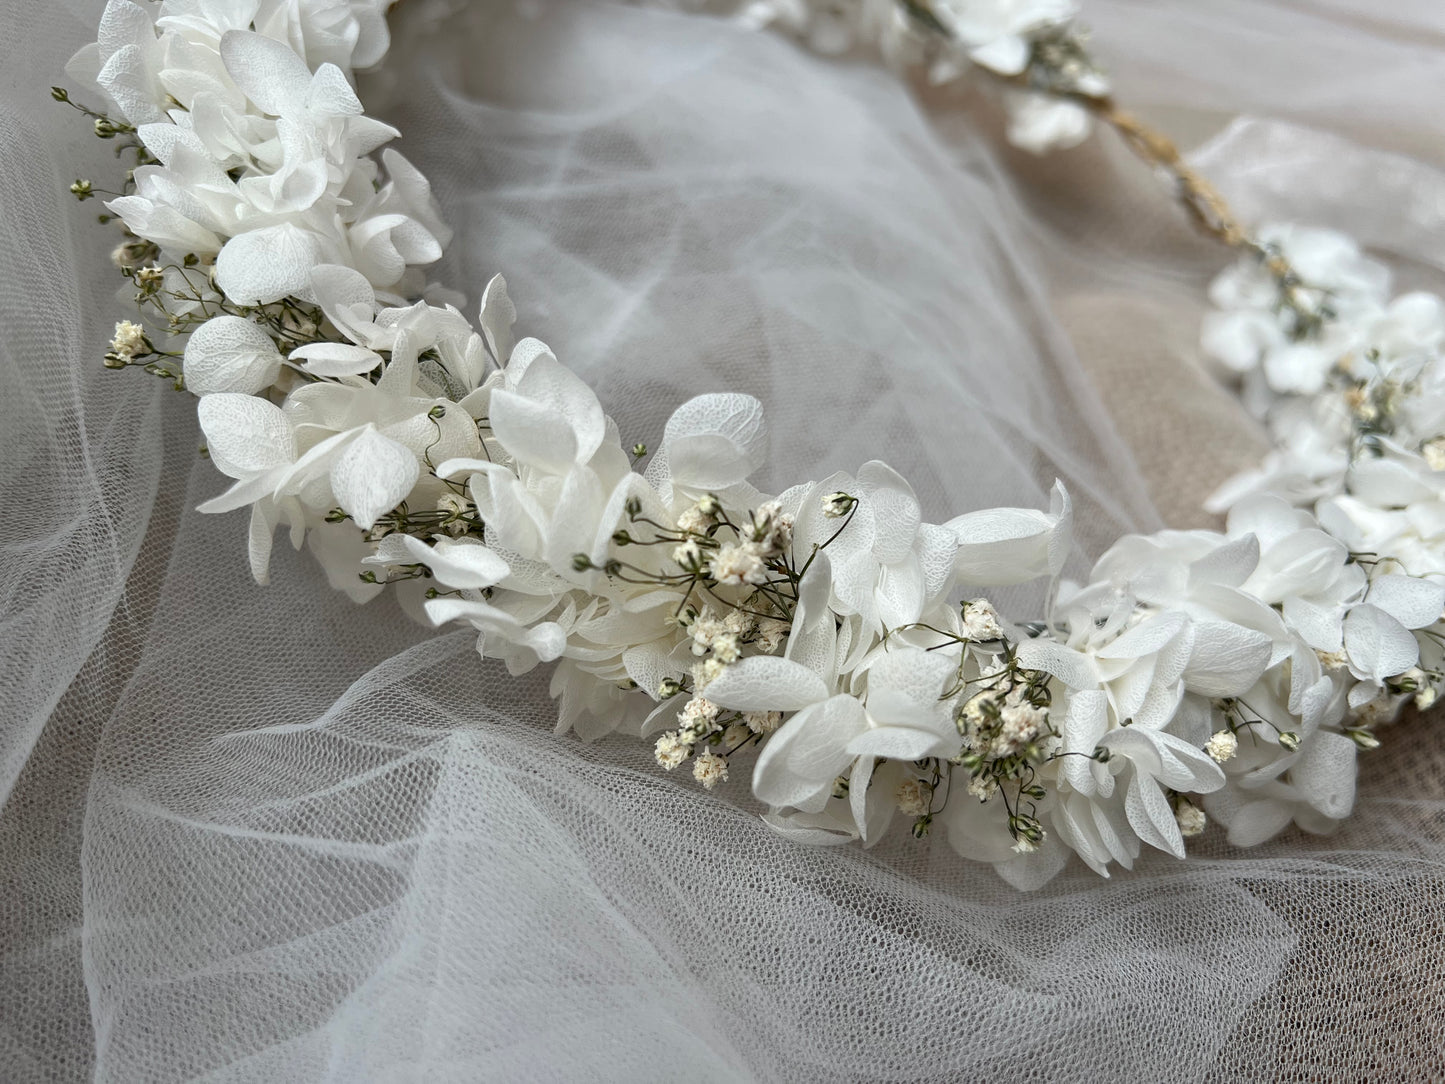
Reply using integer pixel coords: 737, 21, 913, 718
72, 0, 1445, 889
704, 0, 1105, 154
68, 0, 446, 309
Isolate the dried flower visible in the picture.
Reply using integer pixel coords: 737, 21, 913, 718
110, 320, 147, 359
692, 750, 729, 790
895, 778, 932, 817
1206, 730, 1238, 763
708, 542, 768, 586
654, 732, 690, 770
743, 710, 782, 734
1175, 799, 1207, 838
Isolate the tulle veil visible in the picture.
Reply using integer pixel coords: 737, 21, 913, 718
4, 0, 1445, 1078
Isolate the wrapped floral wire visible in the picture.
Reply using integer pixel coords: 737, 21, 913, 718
57, 0, 1445, 890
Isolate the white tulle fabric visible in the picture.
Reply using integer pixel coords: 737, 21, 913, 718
4, 0, 1445, 1079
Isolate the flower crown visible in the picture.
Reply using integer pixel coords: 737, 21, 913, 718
61, 0, 1445, 889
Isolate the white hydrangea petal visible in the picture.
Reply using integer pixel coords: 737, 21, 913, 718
1182, 621, 1273, 697
1150, 731, 1227, 794
968, 35, 1029, 75
219, 29, 313, 116
865, 648, 955, 712
752, 695, 868, 808
702, 655, 830, 713
857, 461, 920, 564
1015, 638, 1098, 690
1188, 533, 1260, 591
1095, 610, 1189, 661
1263, 342, 1336, 395
329, 426, 419, 531
397, 535, 509, 590
1050, 798, 1112, 877
310, 264, 379, 344
846, 725, 949, 760
289, 342, 383, 377
1281, 594, 1346, 653
487, 389, 579, 473
873, 558, 925, 629
215, 223, 325, 306
1366, 574, 1445, 630
305, 62, 363, 117
1059, 689, 1109, 794
948, 482, 1069, 586
478, 273, 517, 365
659, 393, 767, 491
1200, 309, 1280, 372
1343, 603, 1420, 682
184, 315, 283, 395
1124, 771, 1185, 859
511, 350, 606, 463
1291, 731, 1357, 821
196, 392, 296, 477
1224, 800, 1295, 849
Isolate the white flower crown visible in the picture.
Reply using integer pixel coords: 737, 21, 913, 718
61, 0, 1445, 890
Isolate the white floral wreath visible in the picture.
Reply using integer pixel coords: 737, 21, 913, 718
61, 0, 1445, 890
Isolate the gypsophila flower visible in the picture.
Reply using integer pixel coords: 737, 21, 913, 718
1418, 686, 1439, 711
723, 609, 754, 638
996, 699, 1046, 755
675, 505, 712, 535
708, 542, 768, 586
754, 619, 789, 653
1175, 800, 1207, 838
821, 491, 855, 518
672, 540, 705, 571
711, 634, 742, 664
967, 775, 998, 801
962, 598, 1005, 641
1011, 836, 1040, 855
678, 696, 720, 731
1206, 730, 1239, 763
654, 732, 690, 770
692, 750, 729, 790
110, 320, 146, 358
744, 710, 782, 734
749, 500, 794, 555
688, 609, 728, 655
895, 778, 933, 817
134, 265, 164, 290
1422, 436, 1445, 472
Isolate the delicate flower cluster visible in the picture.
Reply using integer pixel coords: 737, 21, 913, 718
68, 0, 1445, 890
66, 0, 445, 317
1201, 225, 1445, 703
696, 0, 1108, 154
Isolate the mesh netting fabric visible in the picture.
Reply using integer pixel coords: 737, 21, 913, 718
3, 1, 1445, 1080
